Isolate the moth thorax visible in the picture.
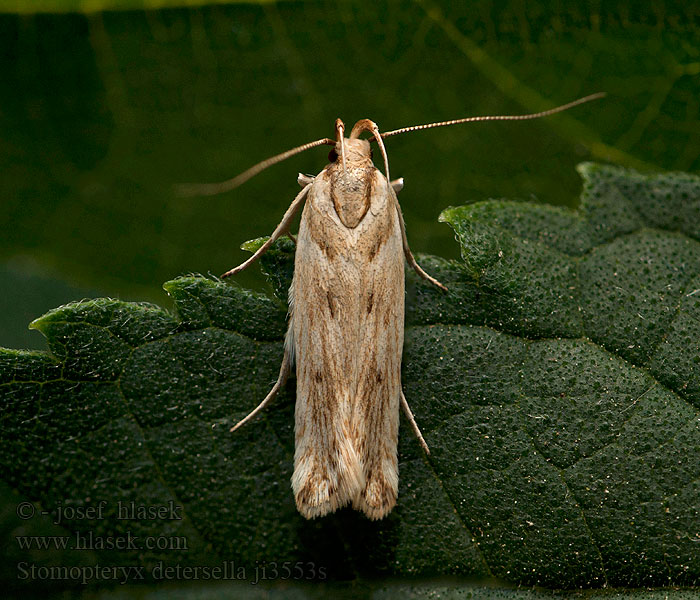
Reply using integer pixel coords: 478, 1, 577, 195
330, 167, 374, 229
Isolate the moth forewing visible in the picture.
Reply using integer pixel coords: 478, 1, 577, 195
350, 177, 405, 519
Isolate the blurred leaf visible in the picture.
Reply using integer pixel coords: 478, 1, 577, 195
1, 1, 699, 305
0, 260, 103, 350
2, 164, 699, 591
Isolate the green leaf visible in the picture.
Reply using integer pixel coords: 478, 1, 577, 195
2, 164, 700, 592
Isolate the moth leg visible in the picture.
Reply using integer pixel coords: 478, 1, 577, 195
287, 232, 297, 245
222, 183, 311, 278
400, 391, 430, 455
297, 173, 315, 187
392, 196, 448, 291
229, 346, 291, 432
390, 177, 404, 193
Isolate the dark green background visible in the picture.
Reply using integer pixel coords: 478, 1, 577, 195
2, 0, 699, 350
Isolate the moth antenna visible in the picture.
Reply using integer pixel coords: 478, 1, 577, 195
371, 124, 391, 185
380, 92, 606, 139
176, 136, 336, 196
335, 118, 347, 172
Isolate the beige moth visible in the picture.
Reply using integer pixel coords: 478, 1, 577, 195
180, 93, 604, 520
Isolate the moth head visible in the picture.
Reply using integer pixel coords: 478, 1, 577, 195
329, 138, 372, 167
327, 117, 374, 171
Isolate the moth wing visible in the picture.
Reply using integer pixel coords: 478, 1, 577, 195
290, 175, 365, 519
350, 177, 404, 520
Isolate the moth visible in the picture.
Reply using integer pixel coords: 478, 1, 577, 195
180, 93, 604, 520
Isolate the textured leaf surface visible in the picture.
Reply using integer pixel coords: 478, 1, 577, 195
2, 164, 700, 591
23, 581, 700, 600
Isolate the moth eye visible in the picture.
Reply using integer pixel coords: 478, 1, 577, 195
328, 150, 338, 163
